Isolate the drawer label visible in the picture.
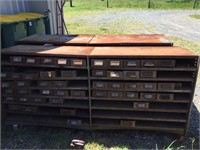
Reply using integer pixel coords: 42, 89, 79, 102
94, 60, 103, 66
58, 59, 67, 64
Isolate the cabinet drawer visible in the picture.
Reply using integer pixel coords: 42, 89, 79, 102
92, 70, 107, 77
124, 60, 140, 67
23, 106, 38, 112
41, 57, 56, 65
124, 83, 140, 90
32, 97, 46, 103
124, 71, 139, 78
141, 60, 157, 67
158, 83, 175, 90
9, 105, 22, 111
93, 81, 108, 89
18, 97, 28, 102
71, 59, 86, 67
120, 120, 135, 128
1, 72, 11, 79
15, 81, 29, 87
52, 81, 67, 87
49, 98, 63, 104
133, 102, 149, 109
140, 71, 157, 78
60, 108, 76, 116
92, 91, 107, 97
108, 71, 123, 78
55, 90, 69, 96
91, 59, 107, 67
24, 72, 38, 80
1, 82, 13, 88
157, 94, 174, 101
158, 60, 176, 67
57, 58, 69, 65
11, 73, 21, 79
140, 93, 156, 100
108, 60, 123, 67
25, 57, 40, 64
108, 91, 123, 98
40, 90, 53, 95
38, 81, 52, 87
17, 89, 30, 95
61, 70, 76, 77
67, 119, 82, 126
109, 82, 123, 89
70, 90, 86, 97
10, 56, 23, 63
4, 96, 15, 101
141, 83, 157, 91
40, 71, 56, 78
4, 89, 14, 94
124, 92, 138, 99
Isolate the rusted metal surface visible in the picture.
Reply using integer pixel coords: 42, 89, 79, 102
2, 45, 94, 56
89, 46, 197, 57
89, 34, 173, 46
16, 34, 95, 45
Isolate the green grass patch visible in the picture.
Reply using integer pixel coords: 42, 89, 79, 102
190, 14, 200, 19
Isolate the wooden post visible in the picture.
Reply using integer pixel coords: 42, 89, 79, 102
70, 0, 73, 7
148, 0, 151, 8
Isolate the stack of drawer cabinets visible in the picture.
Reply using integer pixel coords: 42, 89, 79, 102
1, 45, 93, 129
1, 35, 199, 138
89, 46, 199, 137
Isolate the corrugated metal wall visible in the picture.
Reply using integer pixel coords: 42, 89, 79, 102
0, 0, 30, 14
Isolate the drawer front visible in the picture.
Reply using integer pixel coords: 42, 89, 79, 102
108, 71, 123, 78
124, 83, 140, 90
52, 81, 67, 87
61, 70, 76, 77
22, 106, 38, 112
92, 70, 107, 77
25, 57, 40, 64
1, 72, 11, 79
140, 93, 156, 100
55, 90, 69, 96
40, 71, 56, 78
9, 105, 22, 111
140, 71, 157, 78
1, 82, 12, 88
4, 96, 15, 101
91, 59, 107, 67
40, 90, 52, 95
41, 57, 56, 64
17, 89, 30, 95
38, 81, 52, 87
4, 89, 14, 94
133, 102, 149, 109
157, 94, 174, 101
120, 120, 135, 127
92, 91, 107, 97
15, 81, 29, 87
60, 108, 76, 116
57, 58, 69, 65
72, 59, 86, 67
141, 60, 157, 67
109, 82, 123, 89
32, 97, 46, 103
108, 91, 123, 98
158, 83, 175, 90
10, 56, 23, 63
18, 97, 28, 102
108, 60, 123, 67
70, 90, 86, 97
93, 81, 108, 89
124, 92, 138, 99
158, 60, 176, 67
67, 119, 82, 126
24, 72, 38, 80
49, 98, 63, 104
124, 71, 139, 78
12, 73, 21, 79
141, 83, 157, 91
124, 60, 140, 67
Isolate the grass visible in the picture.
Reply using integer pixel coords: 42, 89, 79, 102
190, 14, 200, 19
64, 0, 200, 11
